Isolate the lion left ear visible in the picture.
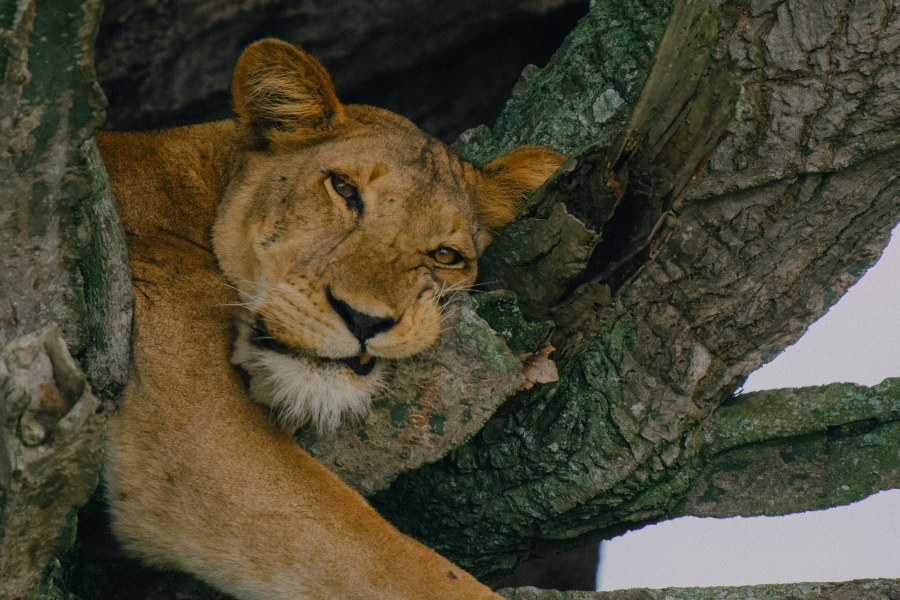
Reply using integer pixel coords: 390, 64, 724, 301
232, 38, 344, 150
473, 146, 566, 233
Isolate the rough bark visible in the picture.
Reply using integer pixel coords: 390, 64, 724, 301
367, 0, 900, 580
0, 325, 104, 599
295, 295, 530, 497
498, 579, 900, 600
675, 378, 900, 519
0, 0, 130, 598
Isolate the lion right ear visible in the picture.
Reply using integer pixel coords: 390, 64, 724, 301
473, 146, 566, 235
232, 39, 344, 150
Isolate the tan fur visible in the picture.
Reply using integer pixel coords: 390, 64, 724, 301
98, 38, 564, 600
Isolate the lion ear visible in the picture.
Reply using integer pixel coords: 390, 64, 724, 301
232, 38, 343, 149
474, 146, 566, 232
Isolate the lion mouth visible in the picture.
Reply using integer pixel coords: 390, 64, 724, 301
337, 354, 376, 376
249, 316, 376, 377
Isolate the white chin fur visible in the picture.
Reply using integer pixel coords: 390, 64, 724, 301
232, 319, 383, 434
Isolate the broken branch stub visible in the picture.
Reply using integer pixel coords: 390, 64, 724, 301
0, 324, 105, 600
478, 0, 743, 322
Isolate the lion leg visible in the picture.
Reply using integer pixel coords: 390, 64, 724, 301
104, 260, 500, 600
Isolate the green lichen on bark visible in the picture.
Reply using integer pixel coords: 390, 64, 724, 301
454, 0, 675, 163
499, 579, 900, 600
1, 0, 127, 598
700, 379, 900, 458
471, 291, 553, 352
478, 200, 603, 321
0, 0, 107, 352
473, 0, 744, 323
673, 378, 900, 518
371, 0, 900, 581
371, 311, 646, 579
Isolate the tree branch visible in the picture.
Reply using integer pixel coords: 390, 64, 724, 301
0, 1, 126, 598
674, 378, 900, 518
370, 0, 900, 579
499, 579, 900, 600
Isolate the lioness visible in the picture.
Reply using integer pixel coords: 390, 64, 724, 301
97, 39, 563, 600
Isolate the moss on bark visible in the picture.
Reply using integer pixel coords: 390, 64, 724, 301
0, 1, 128, 598
499, 579, 900, 600
370, 0, 900, 580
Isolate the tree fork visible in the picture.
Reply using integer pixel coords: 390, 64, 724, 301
371, 0, 900, 580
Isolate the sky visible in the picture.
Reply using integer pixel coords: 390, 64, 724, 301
597, 223, 900, 591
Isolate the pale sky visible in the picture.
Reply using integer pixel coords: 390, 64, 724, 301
598, 222, 900, 591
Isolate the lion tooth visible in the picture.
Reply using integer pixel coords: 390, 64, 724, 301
358, 352, 373, 365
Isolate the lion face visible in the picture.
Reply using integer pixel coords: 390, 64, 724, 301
212, 39, 564, 432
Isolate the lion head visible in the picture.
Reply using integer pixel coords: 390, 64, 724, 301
212, 39, 564, 433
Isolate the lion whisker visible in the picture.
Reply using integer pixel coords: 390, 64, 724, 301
220, 282, 296, 331
432, 276, 476, 301
439, 305, 459, 323
222, 283, 267, 306
239, 277, 281, 294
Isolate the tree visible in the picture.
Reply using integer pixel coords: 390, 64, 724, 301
2, 0, 899, 598
0, 1, 131, 597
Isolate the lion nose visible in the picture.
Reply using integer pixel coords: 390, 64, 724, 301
325, 287, 396, 346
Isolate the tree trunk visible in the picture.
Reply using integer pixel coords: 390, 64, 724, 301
498, 579, 900, 600
0, 1, 131, 598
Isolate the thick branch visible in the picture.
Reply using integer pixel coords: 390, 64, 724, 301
674, 378, 900, 518
370, 0, 900, 580
296, 295, 527, 497
78, 139, 135, 400
0, 1, 126, 598
0, 326, 105, 599
498, 579, 900, 600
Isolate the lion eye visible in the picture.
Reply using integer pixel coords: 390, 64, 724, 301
329, 174, 363, 214
432, 246, 463, 267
